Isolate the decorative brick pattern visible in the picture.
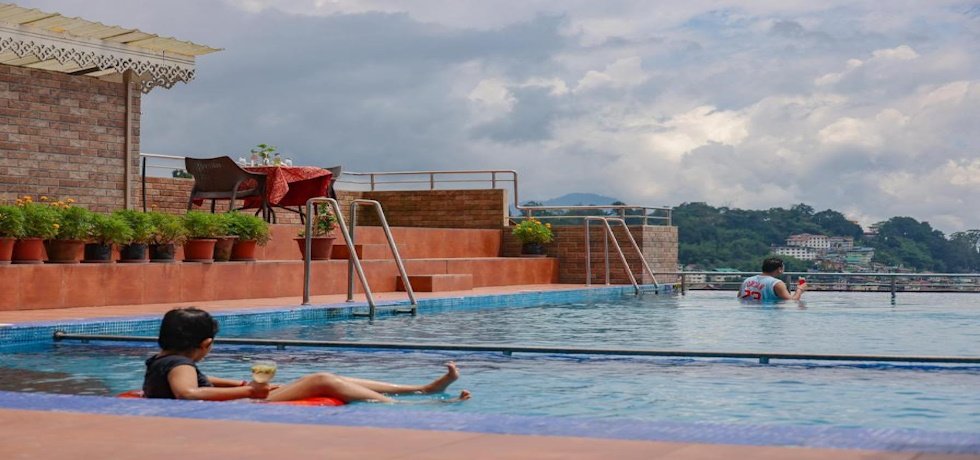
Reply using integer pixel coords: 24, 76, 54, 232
503, 225, 679, 285
0, 64, 141, 211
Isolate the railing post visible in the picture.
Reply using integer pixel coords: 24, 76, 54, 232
585, 220, 592, 286
141, 156, 147, 212
347, 202, 358, 303
890, 276, 896, 302
370, 174, 376, 191
680, 273, 686, 295
491, 171, 497, 189
429, 173, 435, 190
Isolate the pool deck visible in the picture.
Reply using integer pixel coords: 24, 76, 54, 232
3, 284, 978, 459
2, 408, 972, 460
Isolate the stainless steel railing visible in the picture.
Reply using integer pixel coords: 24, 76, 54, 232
141, 154, 674, 226
301, 198, 416, 319
663, 271, 980, 299
53, 332, 980, 365
584, 217, 659, 295
346, 199, 417, 317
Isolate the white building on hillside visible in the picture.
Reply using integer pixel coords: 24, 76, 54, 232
786, 234, 830, 249
774, 245, 819, 261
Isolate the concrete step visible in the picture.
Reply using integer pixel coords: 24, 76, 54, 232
0, 257, 558, 310
396, 274, 473, 292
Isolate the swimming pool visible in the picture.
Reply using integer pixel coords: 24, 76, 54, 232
2, 289, 978, 436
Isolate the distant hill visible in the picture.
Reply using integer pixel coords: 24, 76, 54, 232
541, 193, 620, 206
512, 192, 621, 215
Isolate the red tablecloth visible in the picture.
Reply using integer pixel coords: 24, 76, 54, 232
242, 166, 333, 208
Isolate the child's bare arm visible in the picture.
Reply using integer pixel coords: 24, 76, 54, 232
169, 366, 268, 401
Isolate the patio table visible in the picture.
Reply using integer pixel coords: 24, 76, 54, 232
240, 165, 333, 209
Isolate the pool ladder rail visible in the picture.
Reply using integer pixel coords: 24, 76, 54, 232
584, 217, 659, 295
301, 198, 416, 319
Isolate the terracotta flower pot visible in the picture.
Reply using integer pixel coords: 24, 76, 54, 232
230, 239, 258, 262
183, 238, 217, 263
83, 243, 114, 263
44, 240, 84, 264
118, 243, 148, 263
12, 238, 45, 264
213, 236, 238, 262
295, 236, 336, 260
149, 243, 176, 263
0, 237, 14, 264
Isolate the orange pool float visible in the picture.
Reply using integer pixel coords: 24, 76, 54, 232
117, 390, 345, 406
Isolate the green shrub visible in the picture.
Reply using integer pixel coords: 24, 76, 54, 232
182, 211, 225, 239
0, 205, 25, 238
19, 201, 60, 239
54, 205, 94, 240
226, 212, 271, 245
113, 210, 156, 244
89, 213, 133, 245
512, 218, 554, 244
148, 212, 188, 245
298, 204, 338, 237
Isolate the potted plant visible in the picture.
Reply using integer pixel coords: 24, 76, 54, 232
0, 204, 25, 264
113, 210, 156, 263
182, 211, 224, 263
44, 201, 93, 263
226, 212, 271, 262
12, 196, 59, 264
512, 218, 554, 256
84, 213, 133, 263
147, 212, 187, 263
250, 143, 277, 166
295, 204, 338, 260
211, 213, 238, 262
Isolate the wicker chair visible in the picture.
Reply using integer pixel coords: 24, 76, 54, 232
185, 156, 272, 221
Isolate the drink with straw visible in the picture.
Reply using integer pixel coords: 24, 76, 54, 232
250, 360, 277, 384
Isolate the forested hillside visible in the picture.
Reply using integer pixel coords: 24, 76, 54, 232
673, 203, 980, 272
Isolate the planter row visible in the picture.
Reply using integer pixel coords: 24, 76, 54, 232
0, 237, 262, 264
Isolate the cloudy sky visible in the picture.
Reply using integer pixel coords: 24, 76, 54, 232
28, 0, 980, 232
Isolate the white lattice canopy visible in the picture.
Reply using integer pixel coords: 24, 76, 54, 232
0, 3, 219, 92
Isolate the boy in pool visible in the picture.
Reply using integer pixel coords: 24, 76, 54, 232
143, 307, 470, 403
738, 257, 806, 302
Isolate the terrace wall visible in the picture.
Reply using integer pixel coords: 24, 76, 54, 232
138, 176, 509, 229
502, 225, 679, 285
0, 64, 140, 211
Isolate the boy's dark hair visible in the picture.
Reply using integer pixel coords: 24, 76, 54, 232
158, 307, 219, 352
762, 257, 784, 273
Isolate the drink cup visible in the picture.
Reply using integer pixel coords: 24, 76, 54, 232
250, 360, 277, 384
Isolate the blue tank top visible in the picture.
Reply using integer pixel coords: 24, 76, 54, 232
738, 275, 783, 302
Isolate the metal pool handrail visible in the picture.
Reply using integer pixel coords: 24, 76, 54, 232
346, 199, 417, 318
302, 198, 371, 307
51, 332, 980, 365
585, 217, 659, 292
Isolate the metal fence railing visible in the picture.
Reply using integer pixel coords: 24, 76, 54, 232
664, 271, 980, 297
140, 154, 673, 226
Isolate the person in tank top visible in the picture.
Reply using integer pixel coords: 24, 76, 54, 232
738, 257, 806, 302
143, 307, 471, 403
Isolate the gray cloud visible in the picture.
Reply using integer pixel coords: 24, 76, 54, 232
24, 0, 980, 232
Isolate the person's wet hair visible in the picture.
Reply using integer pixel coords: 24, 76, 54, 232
762, 257, 784, 273
158, 307, 219, 352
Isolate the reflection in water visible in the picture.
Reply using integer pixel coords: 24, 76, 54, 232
0, 367, 111, 395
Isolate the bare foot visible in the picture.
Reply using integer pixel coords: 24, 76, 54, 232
458, 389, 472, 401
421, 362, 460, 394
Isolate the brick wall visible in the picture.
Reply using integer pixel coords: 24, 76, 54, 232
140, 177, 508, 229
0, 64, 140, 211
503, 224, 679, 285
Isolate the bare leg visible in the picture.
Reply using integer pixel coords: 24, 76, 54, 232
339, 362, 460, 395
267, 372, 395, 403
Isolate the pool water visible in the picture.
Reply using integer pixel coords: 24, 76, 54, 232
1, 291, 978, 432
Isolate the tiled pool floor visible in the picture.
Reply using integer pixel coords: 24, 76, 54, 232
3, 408, 969, 460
